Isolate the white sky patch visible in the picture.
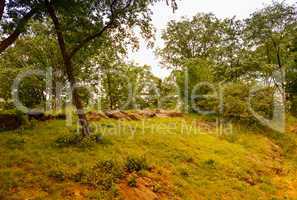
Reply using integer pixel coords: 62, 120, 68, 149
128, 0, 296, 79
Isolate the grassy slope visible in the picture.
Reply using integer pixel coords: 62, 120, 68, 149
0, 115, 297, 199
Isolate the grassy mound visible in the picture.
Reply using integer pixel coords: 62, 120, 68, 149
0, 115, 297, 199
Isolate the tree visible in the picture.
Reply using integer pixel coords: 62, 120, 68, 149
1, 0, 177, 137
0, 1, 45, 53
158, 13, 223, 68
44, 0, 178, 136
244, 2, 297, 102
0, 20, 64, 110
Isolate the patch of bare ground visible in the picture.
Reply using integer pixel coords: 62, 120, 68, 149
118, 168, 179, 200
288, 125, 297, 134
60, 184, 91, 200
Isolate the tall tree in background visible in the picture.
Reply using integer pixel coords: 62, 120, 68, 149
244, 1, 297, 112
0, 20, 63, 109
158, 13, 223, 69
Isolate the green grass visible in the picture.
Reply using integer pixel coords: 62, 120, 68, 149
0, 115, 297, 199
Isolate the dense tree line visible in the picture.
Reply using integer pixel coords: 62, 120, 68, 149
158, 1, 297, 123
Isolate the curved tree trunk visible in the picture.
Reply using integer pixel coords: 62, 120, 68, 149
47, 1, 90, 137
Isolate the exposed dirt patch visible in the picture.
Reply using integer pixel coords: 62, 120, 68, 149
118, 168, 178, 200
288, 125, 297, 134
61, 185, 91, 200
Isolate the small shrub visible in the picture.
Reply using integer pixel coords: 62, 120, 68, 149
71, 168, 89, 183
54, 134, 103, 148
110, 184, 120, 197
48, 169, 65, 181
179, 168, 189, 177
128, 176, 137, 187
204, 159, 216, 169
125, 156, 149, 172
79, 135, 98, 148
75, 160, 123, 191
54, 134, 81, 147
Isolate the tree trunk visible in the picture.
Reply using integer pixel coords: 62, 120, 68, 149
65, 58, 91, 137
0, 0, 5, 21
47, 1, 90, 137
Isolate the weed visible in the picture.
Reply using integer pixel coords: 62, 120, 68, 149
204, 159, 216, 169
75, 160, 124, 191
48, 169, 65, 181
128, 176, 137, 187
54, 133, 103, 148
179, 168, 190, 177
125, 156, 149, 172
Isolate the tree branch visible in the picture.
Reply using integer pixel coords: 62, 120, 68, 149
0, 8, 36, 54
69, 0, 133, 58
69, 20, 114, 58
46, 2, 68, 59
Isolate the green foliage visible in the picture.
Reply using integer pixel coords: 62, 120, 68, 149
125, 156, 149, 172
179, 168, 190, 177
158, 2, 297, 119
184, 82, 275, 124
223, 83, 274, 123
84, 160, 123, 190
203, 159, 216, 169
54, 133, 102, 148
128, 176, 137, 187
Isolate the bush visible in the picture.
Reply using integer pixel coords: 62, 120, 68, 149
0, 109, 22, 131
128, 176, 137, 187
125, 156, 149, 172
0, 109, 34, 131
54, 133, 102, 148
54, 134, 81, 147
48, 169, 66, 181
195, 83, 274, 125
204, 159, 216, 169
179, 168, 190, 177
81, 160, 123, 190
